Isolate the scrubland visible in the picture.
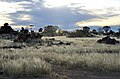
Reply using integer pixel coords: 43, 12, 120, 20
0, 36, 120, 79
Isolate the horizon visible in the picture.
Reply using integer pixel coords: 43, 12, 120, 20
13, 25, 120, 32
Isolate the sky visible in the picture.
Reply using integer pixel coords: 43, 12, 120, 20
0, 0, 120, 31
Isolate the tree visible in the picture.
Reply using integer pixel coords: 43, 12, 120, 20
29, 24, 35, 32
43, 25, 59, 36
83, 26, 90, 33
91, 29, 98, 34
103, 26, 111, 33
82, 26, 90, 36
67, 29, 84, 37
0, 23, 14, 34
39, 28, 43, 32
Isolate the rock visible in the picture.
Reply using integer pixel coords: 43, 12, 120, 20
65, 42, 71, 45
97, 36, 119, 45
49, 38, 55, 41
59, 41, 65, 45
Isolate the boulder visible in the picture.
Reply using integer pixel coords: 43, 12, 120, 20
97, 36, 119, 45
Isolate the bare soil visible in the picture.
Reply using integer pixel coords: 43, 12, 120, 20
52, 65, 120, 79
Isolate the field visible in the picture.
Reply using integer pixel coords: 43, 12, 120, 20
0, 36, 120, 79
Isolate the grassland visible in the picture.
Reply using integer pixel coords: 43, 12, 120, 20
0, 36, 120, 79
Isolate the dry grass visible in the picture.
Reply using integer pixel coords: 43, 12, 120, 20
0, 36, 120, 77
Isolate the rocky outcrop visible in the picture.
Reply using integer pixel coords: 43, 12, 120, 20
97, 36, 119, 45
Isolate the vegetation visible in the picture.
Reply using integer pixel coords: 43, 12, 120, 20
43, 25, 59, 36
0, 37, 120, 78
103, 26, 111, 34
0, 23, 120, 78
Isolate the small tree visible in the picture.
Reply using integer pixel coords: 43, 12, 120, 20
43, 25, 59, 36
29, 24, 35, 32
91, 29, 98, 34
83, 26, 90, 36
103, 26, 111, 33
39, 28, 43, 32
83, 26, 90, 33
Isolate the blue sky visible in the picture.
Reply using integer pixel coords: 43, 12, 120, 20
0, 0, 120, 31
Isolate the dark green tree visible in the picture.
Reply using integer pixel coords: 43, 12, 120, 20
83, 26, 90, 33
103, 26, 111, 33
39, 28, 43, 32
91, 29, 98, 34
43, 25, 59, 36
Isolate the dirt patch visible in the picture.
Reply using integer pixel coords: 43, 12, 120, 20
52, 65, 120, 79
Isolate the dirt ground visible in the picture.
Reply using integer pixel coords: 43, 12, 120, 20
52, 65, 120, 79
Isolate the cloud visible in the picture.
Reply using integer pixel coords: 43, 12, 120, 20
0, 1, 32, 26
76, 15, 120, 26
43, 0, 120, 27
0, 1, 32, 13
11, 25, 28, 29
11, 25, 34, 29
0, 0, 120, 30
67, 0, 120, 26
0, 14, 14, 26
28, 6, 95, 30
17, 14, 32, 21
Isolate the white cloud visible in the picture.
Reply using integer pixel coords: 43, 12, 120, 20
0, 14, 15, 26
0, 1, 31, 13
61, 0, 120, 26
11, 25, 33, 29
43, 0, 120, 16
0, 1, 32, 26
65, 0, 120, 17
31, 0, 40, 3
17, 14, 32, 21
43, 0, 84, 8
76, 15, 120, 26
0, 0, 120, 28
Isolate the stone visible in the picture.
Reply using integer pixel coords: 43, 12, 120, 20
97, 36, 119, 45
